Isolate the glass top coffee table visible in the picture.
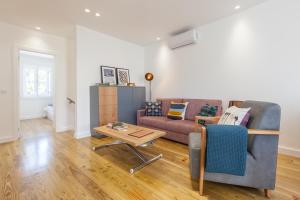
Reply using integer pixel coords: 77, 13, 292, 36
93, 124, 166, 173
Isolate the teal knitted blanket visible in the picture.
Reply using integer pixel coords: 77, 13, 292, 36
205, 125, 248, 176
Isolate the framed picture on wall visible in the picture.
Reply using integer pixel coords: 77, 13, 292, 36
100, 66, 117, 85
116, 68, 130, 86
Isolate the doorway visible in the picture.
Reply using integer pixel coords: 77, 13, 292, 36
18, 50, 55, 138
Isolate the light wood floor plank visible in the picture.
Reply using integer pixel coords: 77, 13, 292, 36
0, 118, 299, 200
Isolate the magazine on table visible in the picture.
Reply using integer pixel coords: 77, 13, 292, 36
107, 122, 128, 131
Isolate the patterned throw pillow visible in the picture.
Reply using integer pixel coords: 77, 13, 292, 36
218, 106, 251, 126
167, 102, 189, 120
197, 104, 219, 125
145, 102, 162, 116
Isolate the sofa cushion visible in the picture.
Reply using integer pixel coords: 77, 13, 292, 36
145, 101, 162, 116
167, 102, 189, 120
157, 98, 183, 116
183, 99, 223, 121
218, 106, 251, 126
139, 116, 170, 130
165, 120, 196, 135
197, 104, 219, 125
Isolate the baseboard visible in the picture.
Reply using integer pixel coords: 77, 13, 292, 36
74, 130, 91, 139
56, 125, 74, 133
0, 135, 19, 144
20, 115, 45, 120
279, 146, 300, 158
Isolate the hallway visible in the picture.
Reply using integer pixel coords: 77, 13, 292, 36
20, 118, 53, 139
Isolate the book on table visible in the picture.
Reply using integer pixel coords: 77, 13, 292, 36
106, 122, 154, 138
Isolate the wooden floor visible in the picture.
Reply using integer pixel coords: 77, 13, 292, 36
0, 119, 299, 200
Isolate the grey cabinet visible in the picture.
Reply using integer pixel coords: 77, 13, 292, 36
90, 86, 100, 137
90, 85, 145, 138
118, 86, 146, 124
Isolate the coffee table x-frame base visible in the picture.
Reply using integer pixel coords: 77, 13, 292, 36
92, 140, 163, 174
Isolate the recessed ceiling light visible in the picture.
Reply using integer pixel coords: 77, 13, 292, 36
235, 5, 241, 10
156, 37, 161, 41
95, 13, 101, 17
35, 26, 41, 30
84, 8, 91, 13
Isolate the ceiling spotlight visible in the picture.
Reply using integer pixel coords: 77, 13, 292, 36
95, 13, 101, 17
85, 8, 91, 13
235, 5, 241, 10
156, 37, 161, 41
35, 26, 41, 30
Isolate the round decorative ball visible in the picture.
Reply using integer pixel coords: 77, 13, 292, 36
145, 73, 154, 81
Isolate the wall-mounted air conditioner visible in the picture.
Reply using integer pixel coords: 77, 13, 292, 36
168, 29, 199, 49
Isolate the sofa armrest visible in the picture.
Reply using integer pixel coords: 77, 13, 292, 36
195, 116, 221, 124
137, 109, 146, 125
198, 126, 280, 196
248, 129, 280, 135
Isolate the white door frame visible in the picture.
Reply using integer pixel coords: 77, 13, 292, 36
13, 45, 57, 138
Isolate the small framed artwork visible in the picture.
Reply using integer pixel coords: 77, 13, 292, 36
116, 68, 130, 86
100, 66, 117, 85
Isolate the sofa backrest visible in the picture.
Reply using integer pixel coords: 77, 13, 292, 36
157, 98, 223, 121
240, 100, 281, 156
240, 100, 281, 130
183, 99, 223, 121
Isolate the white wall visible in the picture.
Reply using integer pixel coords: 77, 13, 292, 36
75, 26, 144, 138
0, 22, 72, 143
144, 0, 300, 157
67, 37, 76, 131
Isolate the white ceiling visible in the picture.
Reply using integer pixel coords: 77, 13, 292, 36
0, 0, 268, 45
